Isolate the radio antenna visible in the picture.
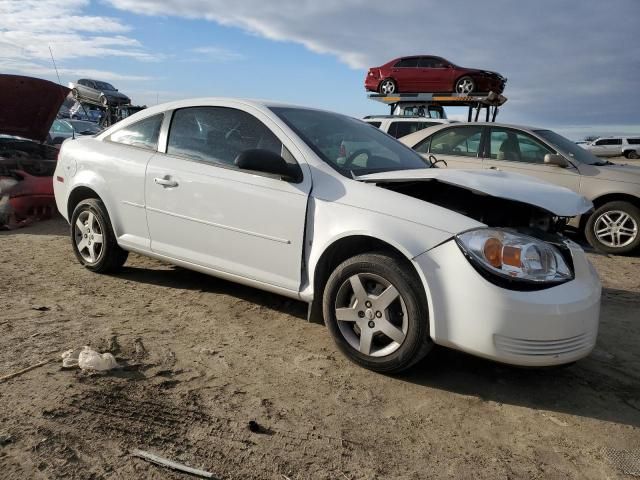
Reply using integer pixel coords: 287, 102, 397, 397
48, 45, 62, 85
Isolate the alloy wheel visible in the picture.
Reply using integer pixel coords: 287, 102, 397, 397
593, 210, 638, 248
74, 210, 104, 264
380, 80, 396, 95
456, 78, 474, 94
334, 273, 408, 357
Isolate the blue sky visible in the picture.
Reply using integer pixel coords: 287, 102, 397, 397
1, 0, 639, 140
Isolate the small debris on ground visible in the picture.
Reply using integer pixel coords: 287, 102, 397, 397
0, 434, 13, 446
131, 449, 217, 479
61, 346, 118, 371
248, 420, 272, 435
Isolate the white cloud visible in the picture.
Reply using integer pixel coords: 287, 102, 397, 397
188, 46, 245, 62
105, 0, 640, 127
0, 0, 158, 82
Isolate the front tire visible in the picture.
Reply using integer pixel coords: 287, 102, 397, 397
378, 79, 397, 95
70, 199, 128, 272
455, 76, 475, 94
585, 201, 640, 254
322, 252, 432, 373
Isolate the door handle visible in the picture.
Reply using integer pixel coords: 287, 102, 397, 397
154, 176, 178, 188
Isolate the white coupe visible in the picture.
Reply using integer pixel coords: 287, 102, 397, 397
53, 99, 601, 372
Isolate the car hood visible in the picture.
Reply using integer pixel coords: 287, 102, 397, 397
356, 169, 592, 217
586, 163, 640, 185
0, 75, 71, 143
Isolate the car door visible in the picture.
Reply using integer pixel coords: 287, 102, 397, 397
144, 105, 311, 293
414, 125, 485, 169
417, 57, 453, 92
390, 58, 419, 92
482, 127, 581, 190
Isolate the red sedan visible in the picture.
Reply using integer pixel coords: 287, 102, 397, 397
365, 56, 506, 95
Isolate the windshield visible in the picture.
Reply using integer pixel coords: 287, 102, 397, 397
271, 107, 430, 176
68, 120, 101, 134
535, 129, 606, 165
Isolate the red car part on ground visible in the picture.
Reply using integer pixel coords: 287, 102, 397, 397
365, 55, 506, 95
0, 74, 69, 228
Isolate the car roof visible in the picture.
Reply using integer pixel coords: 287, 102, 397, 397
397, 122, 546, 145
363, 115, 448, 122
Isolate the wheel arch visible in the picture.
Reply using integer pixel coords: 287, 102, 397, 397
579, 192, 640, 229
308, 234, 431, 323
66, 183, 120, 237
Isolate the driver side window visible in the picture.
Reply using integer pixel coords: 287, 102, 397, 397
167, 107, 288, 169
429, 126, 483, 157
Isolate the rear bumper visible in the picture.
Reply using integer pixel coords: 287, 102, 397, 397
365, 76, 379, 92
413, 239, 601, 367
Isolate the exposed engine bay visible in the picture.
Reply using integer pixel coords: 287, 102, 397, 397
0, 137, 58, 229
379, 180, 570, 235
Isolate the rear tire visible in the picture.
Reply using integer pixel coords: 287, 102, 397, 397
322, 252, 432, 373
70, 199, 128, 273
625, 150, 639, 159
585, 201, 640, 254
378, 79, 397, 95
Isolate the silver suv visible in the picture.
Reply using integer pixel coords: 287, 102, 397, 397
582, 136, 640, 159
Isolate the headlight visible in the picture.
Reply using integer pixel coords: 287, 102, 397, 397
455, 228, 572, 287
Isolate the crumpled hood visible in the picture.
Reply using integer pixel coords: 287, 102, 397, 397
356, 168, 592, 217
0, 74, 70, 142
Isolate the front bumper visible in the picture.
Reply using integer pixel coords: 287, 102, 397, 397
413, 238, 600, 366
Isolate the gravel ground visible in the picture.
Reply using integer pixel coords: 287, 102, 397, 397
0, 217, 639, 479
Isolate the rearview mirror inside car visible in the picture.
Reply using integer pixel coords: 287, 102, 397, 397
235, 149, 302, 182
544, 153, 569, 168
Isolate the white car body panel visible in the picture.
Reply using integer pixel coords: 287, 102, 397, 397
53, 98, 601, 368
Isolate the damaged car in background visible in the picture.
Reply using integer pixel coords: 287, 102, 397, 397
54, 100, 600, 373
0, 74, 69, 228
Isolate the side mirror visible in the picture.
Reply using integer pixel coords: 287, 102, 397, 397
235, 149, 302, 182
544, 153, 569, 168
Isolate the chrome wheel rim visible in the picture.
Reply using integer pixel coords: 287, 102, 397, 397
74, 210, 104, 264
334, 273, 408, 357
594, 210, 638, 248
456, 78, 474, 94
380, 80, 395, 95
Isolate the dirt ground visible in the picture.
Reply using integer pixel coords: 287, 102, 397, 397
0, 217, 639, 480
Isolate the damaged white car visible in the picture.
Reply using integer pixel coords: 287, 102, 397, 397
53, 99, 601, 372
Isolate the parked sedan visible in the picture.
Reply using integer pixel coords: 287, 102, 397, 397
365, 56, 506, 95
48, 119, 102, 145
400, 123, 640, 254
53, 99, 599, 373
70, 79, 130, 106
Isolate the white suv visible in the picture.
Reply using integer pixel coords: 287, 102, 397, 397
363, 116, 451, 139
582, 136, 640, 159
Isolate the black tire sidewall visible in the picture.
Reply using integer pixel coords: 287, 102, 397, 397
455, 76, 475, 93
585, 201, 640, 254
70, 199, 125, 272
322, 253, 431, 373
379, 79, 396, 94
